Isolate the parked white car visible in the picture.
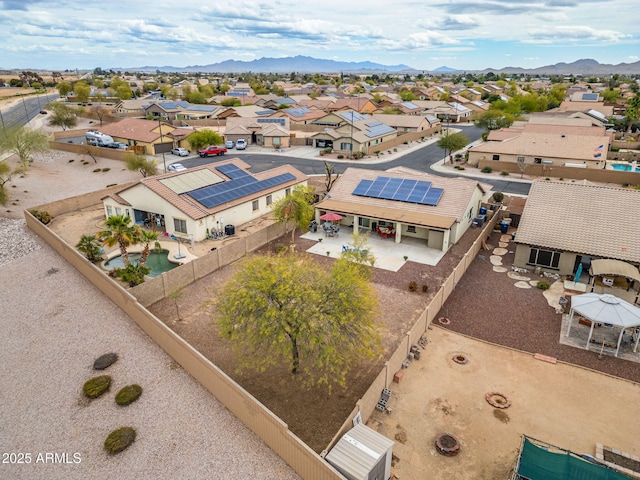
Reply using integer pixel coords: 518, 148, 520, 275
225, 140, 235, 149
171, 147, 189, 157
236, 139, 247, 150
167, 163, 187, 172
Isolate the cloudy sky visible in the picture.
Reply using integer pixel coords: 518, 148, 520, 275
1, 0, 637, 71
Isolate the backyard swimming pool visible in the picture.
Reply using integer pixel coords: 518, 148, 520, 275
611, 163, 640, 172
104, 250, 179, 277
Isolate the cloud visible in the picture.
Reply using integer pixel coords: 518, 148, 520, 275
0, 0, 44, 10
419, 14, 484, 31
527, 25, 628, 43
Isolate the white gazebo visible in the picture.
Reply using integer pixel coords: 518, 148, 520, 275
566, 293, 640, 356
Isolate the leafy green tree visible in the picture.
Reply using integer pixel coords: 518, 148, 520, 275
76, 234, 103, 263
473, 110, 515, 130
220, 97, 241, 107
0, 126, 49, 172
602, 89, 620, 103
624, 94, 640, 133
437, 132, 469, 163
186, 91, 206, 104
99, 214, 138, 267
218, 82, 230, 94
0, 161, 12, 205
216, 253, 381, 390
73, 81, 91, 103
125, 153, 156, 177
56, 81, 72, 97
161, 85, 179, 100
398, 89, 417, 101
271, 185, 316, 244
46, 102, 78, 131
186, 130, 223, 150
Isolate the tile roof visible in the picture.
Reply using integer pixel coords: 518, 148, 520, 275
318, 167, 489, 226
99, 118, 171, 143
515, 181, 640, 262
116, 159, 307, 221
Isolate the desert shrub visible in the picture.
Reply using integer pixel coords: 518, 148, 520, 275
481, 166, 493, 173
611, 146, 620, 152
421, 284, 428, 293
323, 147, 332, 154
458, 167, 465, 170
500, 170, 509, 176
408, 281, 418, 292
29, 209, 51, 224
104, 427, 136, 454
68, 159, 74, 163
492, 191, 504, 203
352, 151, 365, 159
537, 280, 550, 290
319, 150, 325, 156
93, 168, 101, 172
102, 168, 110, 172
275, 243, 287, 254
545, 177, 550, 181
337, 154, 344, 159
83, 375, 111, 398
115, 385, 143, 406
374, 150, 380, 156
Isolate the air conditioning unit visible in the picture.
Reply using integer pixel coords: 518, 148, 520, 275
325, 424, 394, 480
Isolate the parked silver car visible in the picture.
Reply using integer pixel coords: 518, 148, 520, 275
225, 140, 235, 149
171, 147, 189, 156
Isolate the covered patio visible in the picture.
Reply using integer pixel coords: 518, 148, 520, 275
564, 293, 640, 357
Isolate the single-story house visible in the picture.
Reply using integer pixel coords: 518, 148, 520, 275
224, 117, 291, 147
315, 166, 492, 252
102, 159, 307, 242
513, 180, 640, 279
371, 114, 433, 133
310, 111, 397, 154
97, 118, 177, 155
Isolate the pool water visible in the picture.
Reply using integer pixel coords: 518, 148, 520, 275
104, 250, 178, 277
611, 164, 640, 172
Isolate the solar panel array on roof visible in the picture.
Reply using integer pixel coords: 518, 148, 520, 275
215, 163, 251, 179
365, 123, 395, 138
352, 176, 444, 206
257, 118, 286, 126
400, 102, 419, 109
186, 105, 216, 112
337, 111, 367, 122
187, 172, 296, 209
582, 93, 598, 101
286, 108, 312, 118
256, 110, 275, 116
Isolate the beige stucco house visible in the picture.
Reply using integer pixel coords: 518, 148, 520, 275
102, 159, 307, 242
315, 166, 492, 252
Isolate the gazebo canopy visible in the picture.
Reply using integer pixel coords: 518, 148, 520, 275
571, 293, 640, 329
590, 259, 640, 283
566, 293, 640, 356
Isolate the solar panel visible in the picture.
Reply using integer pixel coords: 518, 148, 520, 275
352, 179, 373, 196
186, 172, 295, 209
216, 164, 250, 179
422, 188, 444, 206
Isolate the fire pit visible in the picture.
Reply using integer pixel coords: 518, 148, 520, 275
452, 354, 468, 364
486, 392, 511, 409
435, 433, 460, 456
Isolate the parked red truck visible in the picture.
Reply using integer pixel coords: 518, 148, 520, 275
198, 145, 227, 157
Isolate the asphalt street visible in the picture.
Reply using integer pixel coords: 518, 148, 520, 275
0, 93, 60, 131
174, 125, 531, 196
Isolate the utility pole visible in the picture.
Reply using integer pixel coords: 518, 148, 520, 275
158, 119, 167, 172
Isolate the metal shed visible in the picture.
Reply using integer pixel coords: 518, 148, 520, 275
325, 424, 394, 480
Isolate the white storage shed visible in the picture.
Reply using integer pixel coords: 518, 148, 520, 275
325, 424, 394, 480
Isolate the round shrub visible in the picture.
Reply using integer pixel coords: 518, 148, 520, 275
83, 375, 111, 399
500, 170, 509, 176
115, 385, 142, 406
104, 427, 136, 454
537, 280, 550, 290
492, 192, 504, 203
481, 166, 493, 173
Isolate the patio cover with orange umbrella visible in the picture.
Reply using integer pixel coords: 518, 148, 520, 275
319, 212, 343, 221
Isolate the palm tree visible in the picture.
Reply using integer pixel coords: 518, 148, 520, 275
99, 214, 138, 268
137, 228, 159, 268
271, 185, 315, 244
76, 234, 103, 263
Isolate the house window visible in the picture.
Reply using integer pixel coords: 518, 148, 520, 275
534, 157, 542, 164
173, 218, 187, 234
285, 188, 291, 196
492, 154, 500, 161
340, 142, 353, 151
407, 225, 416, 233
252, 199, 259, 211
517, 156, 525, 163
266, 195, 272, 206
106, 205, 113, 217
273, 137, 280, 146
527, 248, 561, 269
115, 207, 122, 216
358, 218, 370, 228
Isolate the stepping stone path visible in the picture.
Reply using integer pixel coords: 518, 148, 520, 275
493, 247, 508, 256
529, 280, 540, 287
492, 266, 508, 273
93, 353, 118, 370
500, 234, 512, 243
490, 255, 503, 266
514, 281, 532, 289
507, 272, 531, 281
499, 242, 509, 248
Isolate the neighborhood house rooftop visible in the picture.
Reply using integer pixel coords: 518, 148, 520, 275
353, 176, 444, 206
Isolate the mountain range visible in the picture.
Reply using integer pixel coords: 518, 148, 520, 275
130, 56, 640, 75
